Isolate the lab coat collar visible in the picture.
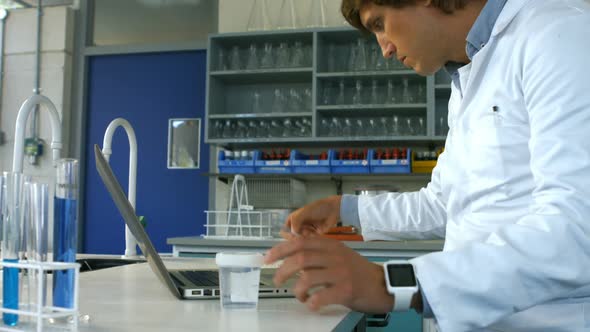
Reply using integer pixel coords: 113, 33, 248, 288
491, 0, 533, 37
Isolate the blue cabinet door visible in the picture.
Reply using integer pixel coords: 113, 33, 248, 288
84, 51, 209, 254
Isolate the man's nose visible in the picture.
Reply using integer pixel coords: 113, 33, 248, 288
377, 35, 396, 58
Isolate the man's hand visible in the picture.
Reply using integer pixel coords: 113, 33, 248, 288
283, 195, 342, 237
265, 236, 394, 313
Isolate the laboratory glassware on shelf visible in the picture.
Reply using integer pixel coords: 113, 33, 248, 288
102, 118, 139, 257
203, 175, 272, 240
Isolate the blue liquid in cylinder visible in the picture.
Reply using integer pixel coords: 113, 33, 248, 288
53, 197, 77, 308
2, 259, 19, 326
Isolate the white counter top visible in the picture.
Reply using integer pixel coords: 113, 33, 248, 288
71, 258, 361, 332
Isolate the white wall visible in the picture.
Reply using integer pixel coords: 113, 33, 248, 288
1, 6, 74, 174
0, 7, 74, 239
218, 0, 347, 33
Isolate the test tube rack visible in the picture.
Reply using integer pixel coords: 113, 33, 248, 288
0, 260, 80, 332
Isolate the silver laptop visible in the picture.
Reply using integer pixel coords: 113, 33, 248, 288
94, 144, 294, 300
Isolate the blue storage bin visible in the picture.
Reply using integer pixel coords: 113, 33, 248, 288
330, 149, 371, 174
217, 150, 256, 174
291, 150, 332, 174
370, 148, 412, 174
255, 151, 292, 174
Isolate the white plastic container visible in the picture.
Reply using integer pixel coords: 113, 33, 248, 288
215, 252, 264, 309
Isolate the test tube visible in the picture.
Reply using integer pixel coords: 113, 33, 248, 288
25, 182, 49, 306
53, 159, 79, 309
2, 172, 25, 326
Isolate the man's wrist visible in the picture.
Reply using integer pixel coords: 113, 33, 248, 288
410, 291, 423, 313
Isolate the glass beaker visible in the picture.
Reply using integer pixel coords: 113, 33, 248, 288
53, 159, 79, 309
370, 79, 380, 104
271, 88, 285, 113
402, 77, 413, 103
251, 91, 262, 114
354, 38, 368, 71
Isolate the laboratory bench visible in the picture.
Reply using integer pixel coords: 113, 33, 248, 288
0, 257, 365, 332
168, 237, 444, 260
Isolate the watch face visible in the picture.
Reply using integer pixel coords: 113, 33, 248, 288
387, 264, 416, 287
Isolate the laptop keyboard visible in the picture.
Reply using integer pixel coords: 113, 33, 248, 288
179, 270, 220, 287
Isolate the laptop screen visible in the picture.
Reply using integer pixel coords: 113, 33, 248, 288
94, 144, 182, 299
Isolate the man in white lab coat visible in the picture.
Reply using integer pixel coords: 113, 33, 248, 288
265, 0, 590, 331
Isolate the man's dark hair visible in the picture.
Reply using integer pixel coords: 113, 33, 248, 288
341, 0, 467, 34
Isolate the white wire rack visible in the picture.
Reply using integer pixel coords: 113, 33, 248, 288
204, 210, 273, 239
204, 175, 274, 240
0, 260, 80, 332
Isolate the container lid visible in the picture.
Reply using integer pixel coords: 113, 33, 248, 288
215, 252, 264, 268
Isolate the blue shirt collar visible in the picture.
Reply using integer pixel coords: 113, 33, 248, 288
444, 0, 507, 83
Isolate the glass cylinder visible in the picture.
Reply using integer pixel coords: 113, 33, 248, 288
53, 159, 79, 309
2, 172, 25, 326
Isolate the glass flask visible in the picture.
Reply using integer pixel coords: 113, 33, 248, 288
276, 42, 290, 68
251, 91, 262, 114
335, 80, 346, 104
402, 77, 413, 103
352, 80, 363, 105
277, 0, 297, 30
229, 46, 241, 70
246, 44, 259, 70
354, 38, 368, 71
260, 42, 274, 68
291, 41, 305, 67
271, 88, 285, 113
370, 79, 380, 104
391, 115, 401, 136
247, 0, 272, 31
386, 79, 397, 104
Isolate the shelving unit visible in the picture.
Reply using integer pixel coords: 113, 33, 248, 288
205, 27, 451, 145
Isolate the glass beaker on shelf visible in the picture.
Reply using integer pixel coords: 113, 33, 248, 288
260, 42, 274, 68
352, 80, 363, 105
303, 87, 312, 111
251, 91, 262, 114
246, 120, 258, 138
335, 79, 346, 105
416, 83, 426, 103
391, 115, 401, 136
269, 120, 282, 137
276, 42, 290, 68
287, 88, 302, 113
217, 48, 228, 71
291, 41, 305, 67
386, 79, 397, 104
401, 77, 414, 103
282, 118, 294, 137
328, 117, 342, 137
378, 117, 389, 136
416, 117, 426, 135
247, 0, 272, 31
342, 117, 353, 137
257, 120, 270, 138
354, 38, 368, 71
246, 44, 259, 70
236, 120, 248, 138
271, 88, 285, 113
347, 42, 357, 71
327, 44, 336, 72
369, 79, 380, 104
320, 118, 330, 136
229, 46, 241, 70
222, 120, 234, 138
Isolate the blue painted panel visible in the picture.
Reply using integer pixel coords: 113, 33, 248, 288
84, 51, 209, 254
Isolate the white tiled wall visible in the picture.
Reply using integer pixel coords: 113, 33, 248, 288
0, 7, 74, 247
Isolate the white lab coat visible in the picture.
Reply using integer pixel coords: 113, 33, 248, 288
355, 0, 590, 331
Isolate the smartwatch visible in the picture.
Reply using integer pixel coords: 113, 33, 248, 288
383, 260, 418, 312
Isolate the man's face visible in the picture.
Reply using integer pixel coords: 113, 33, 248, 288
359, 1, 447, 75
